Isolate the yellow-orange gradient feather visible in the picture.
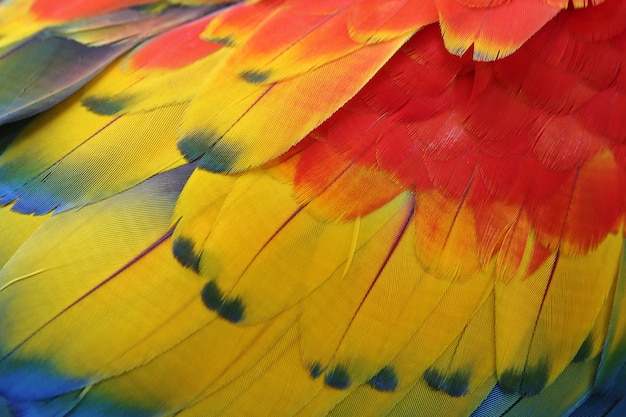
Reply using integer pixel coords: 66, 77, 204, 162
0, 0, 624, 416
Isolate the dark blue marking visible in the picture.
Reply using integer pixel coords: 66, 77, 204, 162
569, 393, 625, 417
606, 397, 626, 417
309, 362, 323, 379
369, 366, 398, 392
1, 186, 63, 215
217, 297, 245, 323
178, 132, 241, 173
0, 193, 15, 206
82, 96, 128, 115
198, 143, 241, 173
499, 360, 550, 396
240, 70, 271, 83
10, 389, 94, 417
178, 131, 217, 161
573, 335, 594, 362
499, 368, 522, 394
0, 359, 88, 402
172, 237, 201, 272
324, 366, 351, 390
201, 281, 223, 311
0, 117, 31, 156
0, 175, 59, 214
519, 361, 549, 396
423, 368, 446, 390
200, 281, 245, 323
423, 367, 470, 397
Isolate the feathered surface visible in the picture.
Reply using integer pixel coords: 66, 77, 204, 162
0, 0, 625, 416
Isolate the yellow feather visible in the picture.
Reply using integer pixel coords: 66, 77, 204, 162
385, 264, 493, 389
172, 168, 238, 257
178, 35, 410, 172
298, 193, 414, 384
426, 290, 496, 396
384, 377, 495, 417
294, 387, 356, 417
501, 359, 600, 417
495, 232, 622, 394
83, 44, 231, 115
172, 323, 325, 417
0, 205, 48, 266
327, 376, 495, 417
596, 238, 626, 392
0, 0, 44, 51
0, 95, 187, 212
0, 167, 192, 371
88, 311, 298, 415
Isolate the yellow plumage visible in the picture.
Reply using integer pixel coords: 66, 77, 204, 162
0, 0, 624, 416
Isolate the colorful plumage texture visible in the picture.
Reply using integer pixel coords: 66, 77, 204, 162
0, 0, 625, 415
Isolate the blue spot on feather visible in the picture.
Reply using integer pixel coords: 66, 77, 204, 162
423, 367, 470, 397
0, 358, 88, 402
240, 70, 271, 83
573, 335, 593, 362
0, 185, 66, 215
324, 366, 351, 390
200, 281, 244, 323
500, 359, 549, 396
11, 388, 149, 417
82, 96, 127, 115
201, 280, 222, 310
219, 298, 244, 323
309, 362, 323, 379
198, 144, 241, 173
178, 132, 242, 173
178, 132, 216, 161
173, 237, 201, 272
499, 369, 522, 394
519, 361, 549, 396
369, 366, 398, 392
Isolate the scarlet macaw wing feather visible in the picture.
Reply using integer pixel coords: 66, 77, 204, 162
0, 9, 234, 214
0, 98, 190, 213
0, 0, 625, 416
0, 3, 224, 124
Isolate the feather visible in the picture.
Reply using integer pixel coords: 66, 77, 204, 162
0, 0, 625, 416
0, 98, 189, 213
0, 3, 220, 124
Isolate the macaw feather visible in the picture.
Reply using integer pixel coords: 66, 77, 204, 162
0, 205, 48, 266
472, 359, 600, 417
0, 3, 219, 124
0, 97, 188, 214
0, 0, 624, 416
596, 241, 626, 397
0, 165, 194, 400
